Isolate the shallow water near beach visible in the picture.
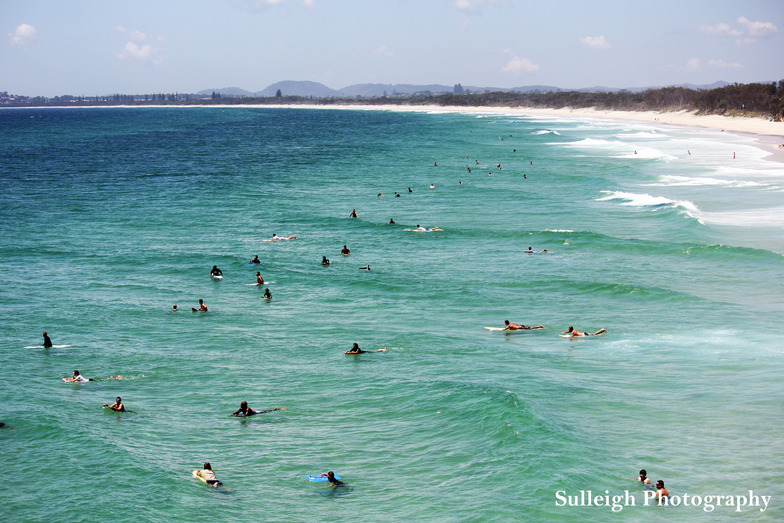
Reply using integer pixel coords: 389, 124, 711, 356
1, 107, 782, 521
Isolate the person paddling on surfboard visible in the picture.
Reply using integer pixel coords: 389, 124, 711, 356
194, 462, 222, 488
562, 326, 607, 337
42, 331, 53, 348
502, 320, 544, 331
345, 343, 386, 354
192, 299, 208, 312
210, 265, 222, 277
231, 401, 285, 417
103, 396, 125, 412
249, 255, 260, 264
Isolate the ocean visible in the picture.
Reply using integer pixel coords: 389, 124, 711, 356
1, 106, 782, 521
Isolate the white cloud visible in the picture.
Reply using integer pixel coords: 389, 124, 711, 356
115, 26, 164, 64
701, 16, 777, 45
8, 24, 37, 46
502, 56, 539, 74
579, 35, 610, 50
373, 45, 394, 57
455, 0, 506, 13
708, 59, 742, 69
685, 58, 701, 71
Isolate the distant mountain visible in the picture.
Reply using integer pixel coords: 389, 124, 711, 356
195, 80, 742, 100
256, 81, 340, 98
196, 87, 255, 97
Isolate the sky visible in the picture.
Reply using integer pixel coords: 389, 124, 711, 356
2, 0, 783, 97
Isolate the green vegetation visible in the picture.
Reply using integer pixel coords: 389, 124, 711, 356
3, 80, 783, 119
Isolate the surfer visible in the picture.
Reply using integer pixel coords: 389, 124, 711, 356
408, 187, 412, 193
256, 272, 265, 285
638, 469, 652, 486
262, 288, 272, 299
192, 299, 208, 312
195, 463, 222, 488
210, 266, 222, 277
321, 256, 330, 265
270, 234, 296, 241
341, 245, 351, 255
346, 343, 365, 354
249, 255, 260, 264
360, 264, 371, 271
429, 184, 435, 189
395, 192, 400, 197
326, 471, 344, 487
389, 219, 395, 224
524, 246, 534, 253
103, 396, 125, 412
231, 401, 284, 417
171, 304, 178, 312
64, 370, 91, 383
42, 331, 53, 348
562, 326, 607, 337
502, 320, 544, 331
350, 209, 358, 218
416, 224, 426, 231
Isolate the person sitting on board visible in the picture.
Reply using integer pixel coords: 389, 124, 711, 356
262, 288, 272, 299
104, 396, 125, 412
210, 265, 222, 277
256, 272, 265, 285
192, 299, 208, 312
349, 209, 358, 218
326, 471, 344, 487
249, 255, 260, 264
502, 320, 544, 331
42, 331, 53, 348
562, 326, 607, 337
321, 256, 330, 265
341, 245, 350, 255
195, 462, 222, 488
64, 370, 91, 382
638, 469, 653, 486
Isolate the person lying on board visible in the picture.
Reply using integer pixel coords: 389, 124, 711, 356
501, 320, 544, 331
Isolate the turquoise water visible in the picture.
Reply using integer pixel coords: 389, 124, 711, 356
1, 107, 782, 521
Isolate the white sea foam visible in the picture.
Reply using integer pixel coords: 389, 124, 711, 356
646, 175, 771, 189
616, 131, 667, 139
544, 229, 574, 233
531, 130, 561, 136
596, 191, 702, 221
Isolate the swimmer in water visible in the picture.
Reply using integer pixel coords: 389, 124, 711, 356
321, 256, 330, 265
43, 331, 53, 348
502, 320, 544, 331
249, 255, 260, 264
341, 245, 350, 255
195, 462, 222, 488
349, 209, 358, 218
389, 219, 395, 224
638, 469, 652, 486
171, 304, 178, 312
262, 288, 272, 299
256, 272, 264, 285
210, 265, 222, 277
562, 326, 607, 337
103, 396, 125, 412
192, 299, 208, 312
408, 187, 412, 193
326, 471, 343, 487
655, 480, 669, 501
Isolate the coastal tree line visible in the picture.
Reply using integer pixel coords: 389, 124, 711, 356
3, 81, 783, 119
